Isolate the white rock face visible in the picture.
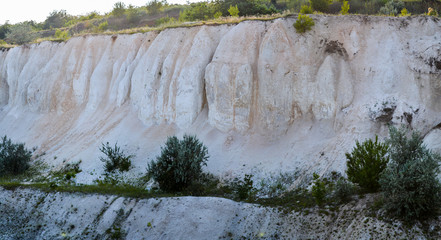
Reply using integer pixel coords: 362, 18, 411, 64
0, 16, 440, 182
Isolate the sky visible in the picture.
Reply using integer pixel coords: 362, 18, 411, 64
0, 0, 192, 24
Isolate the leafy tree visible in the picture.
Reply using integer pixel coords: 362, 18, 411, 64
380, 126, 441, 221
112, 2, 127, 17
126, 5, 145, 25
228, 5, 240, 16
309, 0, 330, 12
148, 135, 209, 192
0, 21, 11, 40
179, 2, 218, 21
287, 0, 310, 13
379, 0, 404, 16
0, 136, 33, 176
214, 11, 223, 18
99, 142, 133, 173
215, 0, 277, 17
340, 1, 350, 14
293, 14, 315, 33
43, 10, 71, 29
54, 29, 70, 40
5, 23, 38, 44
300, 5, 313, 14
146, 0, 166, 14
345, 136, 389, 192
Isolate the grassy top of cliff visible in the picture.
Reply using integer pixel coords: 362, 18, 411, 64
0, 0, 439, 47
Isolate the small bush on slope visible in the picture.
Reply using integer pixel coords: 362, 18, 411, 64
293, 14, 315, 33
380, 126, 441, 221
345, 136, 389, 193
0, 136, 33, 176
100, 142, 133, 173
148, 134, 208, 192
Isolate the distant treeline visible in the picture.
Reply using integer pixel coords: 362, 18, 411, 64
0, 0, 439, 45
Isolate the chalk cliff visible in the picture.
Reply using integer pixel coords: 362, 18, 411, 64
0, 15, 440, 182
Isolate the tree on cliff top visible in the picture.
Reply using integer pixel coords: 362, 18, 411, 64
5, 23, 38, 44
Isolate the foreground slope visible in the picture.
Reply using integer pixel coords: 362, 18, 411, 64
1, 187, 440, 239
0, 15, 440, 182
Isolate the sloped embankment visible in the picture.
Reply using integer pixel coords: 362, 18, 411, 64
1, 187, 440, 239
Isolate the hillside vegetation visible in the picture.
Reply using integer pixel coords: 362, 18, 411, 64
0, 0, 439, 46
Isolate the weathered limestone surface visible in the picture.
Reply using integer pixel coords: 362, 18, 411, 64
0, 15, 440, 182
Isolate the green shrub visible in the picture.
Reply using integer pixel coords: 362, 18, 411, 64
50, 160, 82, 183
333, 178, 355, 203
0, 136, 33, 176
179, 2, 216, 21
311, 173, 327, 206
148, 135, 209, 192
232, 174, 256, 201
340, 1, 350, 14
112, 2, 127, 17
146, 0, 166, 15
428, 7, 438, 16
399, 8, 410, 16
43, 10, 72, 29
300, 5, 314, 14
126, 5, 146, 25
287, 0, 310, 13
310, 0, 330, 12
293, 14, 315, 33
216, 0, 277, 17
98, 21, 109, 31
379, 126, 441, 221
214, 11, 222, 18
0, 22, 11, 40
54, 29, 70, 40
228, 5, 240, 17
5, 23, 38, 45
379, 0, 404, 16
99, 142, 133, 173
345, 136, 389, 193
155, 16, 176, 26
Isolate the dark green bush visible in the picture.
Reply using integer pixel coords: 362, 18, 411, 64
5, 23, 38, 44
333, 178, 355, 203
99, 142, 133, 173
51, 160, 82, 182
310, 0, 330, 12
0, 136, 33, 176
148, 134, 209, 192
293, 14, 315, 33
146, 0, 166, 14
112, 2, 127, 17
300, 4, 314, 13
311, 173, 327, 205
379, 0, 404, 15
232, 174, 256, 201
179, 2, 218, 21
379, 126, 441, 221
345, 136, 389, 192
43, 10, 72, 29
0, 22, 11, 40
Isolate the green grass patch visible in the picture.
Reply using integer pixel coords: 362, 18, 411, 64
0, 181, 175, 199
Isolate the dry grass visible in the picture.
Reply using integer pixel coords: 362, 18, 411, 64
28, 11, 295, 44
